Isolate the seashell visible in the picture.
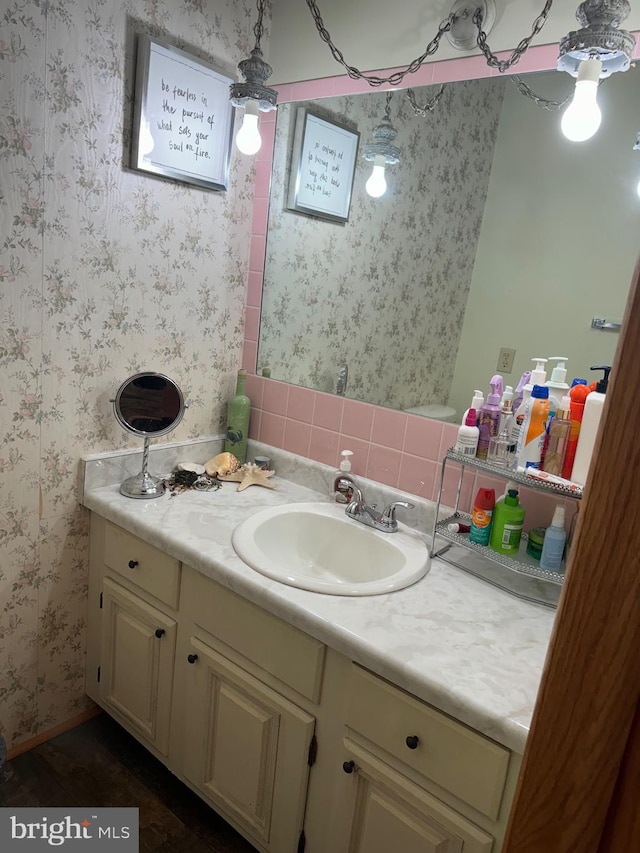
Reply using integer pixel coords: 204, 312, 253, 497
177, 462, 206, 475
204, 451, 240, 477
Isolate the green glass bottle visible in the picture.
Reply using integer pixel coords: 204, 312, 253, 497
224, 369, 250, 464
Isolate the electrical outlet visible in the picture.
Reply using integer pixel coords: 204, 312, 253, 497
497, 347, 516, 374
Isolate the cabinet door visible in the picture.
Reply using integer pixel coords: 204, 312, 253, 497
335, 741, 494, 853
183, 636, 315, 853
100, 577, 176, 755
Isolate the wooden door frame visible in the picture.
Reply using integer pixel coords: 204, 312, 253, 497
503, 256, 640, 851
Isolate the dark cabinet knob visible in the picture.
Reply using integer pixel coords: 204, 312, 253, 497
128, 560, 139, 569
155, 629, 165, 638
405, 735, 420, 750
342, 760, 356, 774
187, 654, 198, 664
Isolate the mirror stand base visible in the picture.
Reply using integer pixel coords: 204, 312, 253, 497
119, 471, 166, 500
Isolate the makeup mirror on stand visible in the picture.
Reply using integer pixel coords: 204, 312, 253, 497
113, 372, 185, 499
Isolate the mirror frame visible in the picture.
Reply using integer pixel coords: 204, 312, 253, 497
114, 371, 185, 438
244, 42, 565, 400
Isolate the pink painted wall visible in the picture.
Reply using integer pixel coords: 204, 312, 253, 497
240, 40, 627, 525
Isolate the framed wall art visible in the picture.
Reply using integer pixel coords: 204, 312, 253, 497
287, 108, 360, 223
131, 34, 235, 191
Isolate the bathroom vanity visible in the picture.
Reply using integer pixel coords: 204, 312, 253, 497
83, 450, 554, 853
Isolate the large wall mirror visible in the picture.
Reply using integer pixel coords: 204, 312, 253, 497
257, 66, 639, 422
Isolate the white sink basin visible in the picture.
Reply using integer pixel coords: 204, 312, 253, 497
232, 502, 430, 596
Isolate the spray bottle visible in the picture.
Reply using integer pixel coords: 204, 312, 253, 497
476, 375, 503, 461
561, 380, 591, 481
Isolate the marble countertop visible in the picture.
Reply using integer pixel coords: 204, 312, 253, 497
83, 473, 555, 754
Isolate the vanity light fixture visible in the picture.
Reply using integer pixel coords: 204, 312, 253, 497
558, 1, 636, 142
229, 0, 277, 155
634, 132, 640, 198
363, 92, 400, 198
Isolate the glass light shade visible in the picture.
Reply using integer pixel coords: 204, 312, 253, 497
560, 58, 603, 143
636, 176, 640, 199
365, 154, 388, 198
235, 100, 262, 155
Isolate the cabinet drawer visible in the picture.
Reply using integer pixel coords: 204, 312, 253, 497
346, 665, 509, 819
104, 522, 180, 609
182, 567, 326, 703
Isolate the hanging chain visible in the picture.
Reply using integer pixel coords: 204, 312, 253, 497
253, 0, 266, 50
305, 0, 454, 87
510, 75, 571, 111
406, 84, 446, 116
474, 0, 554, 73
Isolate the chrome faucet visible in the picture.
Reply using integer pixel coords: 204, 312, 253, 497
336, 363, 348, 396
332, 473, 414, 533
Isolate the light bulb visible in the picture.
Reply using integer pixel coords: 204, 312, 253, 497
560, 58, 603, 143
365, 154, 387, 198
235, 100, 262, 155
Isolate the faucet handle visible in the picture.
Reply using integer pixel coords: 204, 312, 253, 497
379, 501, 415, 531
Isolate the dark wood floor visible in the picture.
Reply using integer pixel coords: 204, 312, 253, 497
0, 714, 257, 852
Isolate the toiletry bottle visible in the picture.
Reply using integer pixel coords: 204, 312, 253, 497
514, 384, 550, 471
334, 450, 355, 502
509, 359, 547, 449
546, 357, 570, 412
476, 375, 503, 461
571, 366, 611, 486
561, 380, 590, 481
462, 390, 484, 426
511, 370, 531, 415
489, 489, 525, 555
224, 369, 251, 464
454, 408, 480, 457
539, 505, 567, 572
488, 386, 515, 467
541, 394, 572, 476
469, 487, 495, 546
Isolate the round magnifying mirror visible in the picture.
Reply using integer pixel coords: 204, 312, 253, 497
113, 372, 185, 499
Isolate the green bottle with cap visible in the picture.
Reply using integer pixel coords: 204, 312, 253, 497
489, 489, 525, 555
224, 369, 250, 464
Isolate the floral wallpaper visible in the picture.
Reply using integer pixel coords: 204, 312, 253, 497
0, 0, 260, 750
258, 79, 505, 410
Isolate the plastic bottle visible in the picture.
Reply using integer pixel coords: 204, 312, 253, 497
489, 489, 525, 555
488, 386, 515, 468
509, 359, 547, 450
224, 369, 251, 464
511, 370, 531, 415
514, 384, 550, 470
539, 505, 567, 572
476, 375, 503, 461
571, 366, 611, 486
541, 394, 572, 476
462, 390, 484, 426
561, 380, 590, 481
454, 408, 480, 457
334, 450, 355, 501
546, 357, 570, 412
469, 487, 495, 546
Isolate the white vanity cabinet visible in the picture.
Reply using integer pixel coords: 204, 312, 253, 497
327, 666, 513, 853
86, 514, 520, 853
87, 519, 180, 758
